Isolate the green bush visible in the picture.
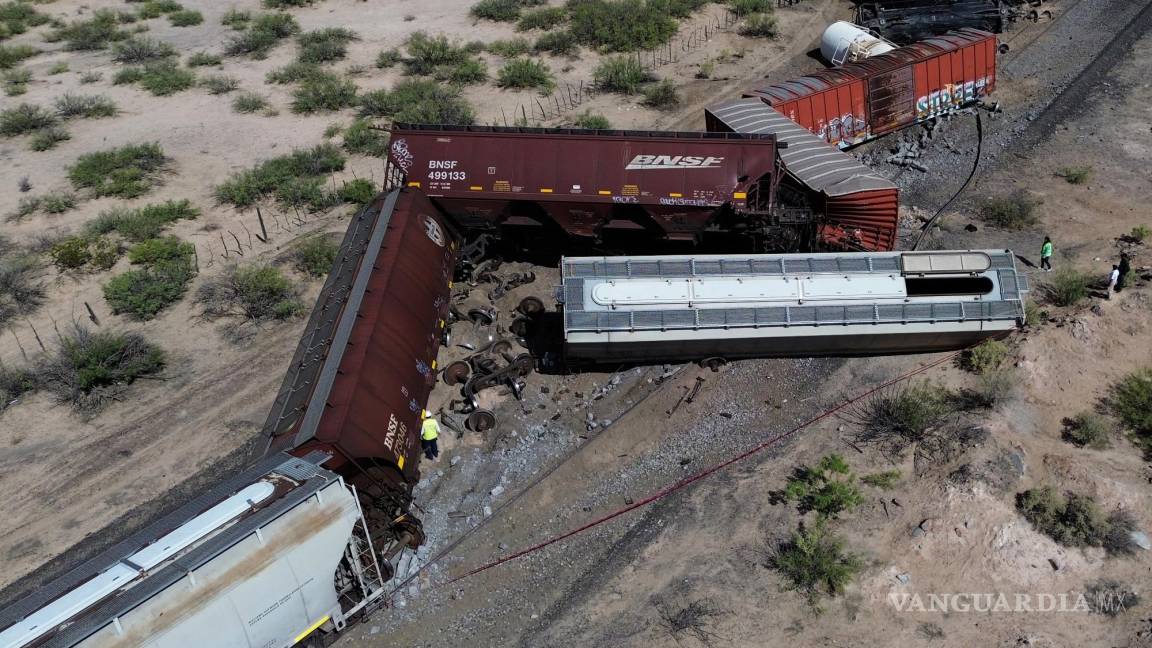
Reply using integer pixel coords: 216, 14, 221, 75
958, 338, 1009, 375
0, 44, 37, 71
111, 35, 176, 63
358, 79, 475, 125
739, 12, 777, 37
54, 93, 118, 118
86, 200, 199, 241
68, 142, 168, 198
226, 12, 300, 59
497, 58, 554, 92
3, 67, 30, 95
1062, 412, 1112, 449
79, 71, 103, 84
641, 79, 679, 109
196, 264, 304, 323
568, 0, 677, 52
861, 470, 901, 490
854, 383, 953, 452
263, 0, 314, 6
187, 51, 222, 67
221, 8, 251, 30
168, 9, 203, 27
593, 55, 649, 93
534, 29, 577, 55
104, 259, 194, 320
0, 241, 43, 326
39, 325, 165, 411
39, 192, 76, 215
1129, 225, 1150, 243
1110, 369, 1152, 445
434, 58, 488, 84
982, 192, 1039, 230
0, 1, 49, 40
1016, 487, 1135, 554
51, 10, 129, 51
127, 236, 193, 265
290, 71, 357, 114
341, 118, 389, 157
265, 61, 321, 84
730, 0, 769, 15
215, 144, 346, 208
518, 6, 566, 31
29, 127, 70, 151
50, 237, 91, 270
293, 235, 338, 277
137, 0, 184, 18
296, 27, 357, 64
780, 454, 863, 519
199, 74, 239, 95
487, 37, 532, 57
769, 520, 862, 606
1040, 268, 1090, 307
49, 62, 69, 75
340, 178, 377, 205
89, 237, 122, 270
232, 91, 269, 113
1057, 165, 1092, 185
0, 364, 36, 410
651, 0, 709, 17
376, 47, 401, 69
116, 61, 196, 95
0, 103, 57, 136
471, 0, 522, 22
403, 31, 471, 76
574, 111, 610, 129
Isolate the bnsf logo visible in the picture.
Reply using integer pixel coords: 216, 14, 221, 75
625, 155, 725, 170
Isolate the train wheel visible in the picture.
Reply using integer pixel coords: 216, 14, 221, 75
443, 361, 471, 386
509, 317, 530, 337
700, 357, 728, 372
466, 409, 498, 432
517, 296, 545, 316
490, 339, 513, 356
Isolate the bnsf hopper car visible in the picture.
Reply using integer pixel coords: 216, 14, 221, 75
745, 28, 998, 148
387, 124, 808, 249
855, 0, 1006, 45
561, 249, 1028, 363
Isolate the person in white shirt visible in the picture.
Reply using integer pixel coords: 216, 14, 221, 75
1107, 265, 1120, 299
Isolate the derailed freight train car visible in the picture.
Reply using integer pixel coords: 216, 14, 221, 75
744, 28, 998, 148
387, 124, 809, 249
855, 0, 1006, 45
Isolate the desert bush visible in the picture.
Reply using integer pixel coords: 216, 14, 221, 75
50, 236, 91, 269
1110, 368, 1152, 445
89, 237, 122, 270
851, 383, 954, 455
471, 0, 522, 22
533, 29, 577, 55
68, 142, 168, 198
112, 36, 175, 63
296, 27, 357, 63
567, 0, 676, 51
341, 118, 388, 157
768, 519, 862, 606
574, 111, 610, 129
187, 51, 222, 67
126, 236, 193, 265
358, 79, 475, 124
104, 258, 194, 320
695, 60, 714, 78
958, 338, 1009, 374
0, 1, 49, 39
38, 325, 165, 413
266, 61, 321, 84
215, 144, 346, 208
861, 470, 901, 490
293, 235, 338, 277
641, 79, 679, 109
1016, 487, 1136, 554
51, 10, 129, 51
112, 66, 145, 85
226, 12, 300, 58
1085, 580, 1141, 617
1040, 268, 1090, 307
376, 47, 401, 68
1057, 165, 1092, 185
730, 0, 769, 15
497, 58, 553, 91
1129, 225, 1150, 243
982, 191, 1039, 230
593, 55, 650, 93
403, 31, 471, 76
434, 58, 488, 84
263, 0, 314, 6
54, 93, 118, 118
200, 74, 239, 95
86, 199, 199, 241
0, 44, 37, 71
739, 12, 777, 37
0, 103, 57, 136
168, 9, 203, 26
48, 62, 69, 75
3, 67, 29, 95
221, 7, 251, 28
290, 71, 357, 113
196, 264, 304, 324
518, 6, 566, 31
79, 70, 103, 83
232, 91, 269, 113
29, 127, 70, 151
135, 0, 184, 19
779, 454, 863, 519
340, 178, 376, 205
0, 364, 36, 410
957, 368, 1014, 409
487, 37, 532, 58
0, 241, 44, 326
1062, 412, 1113, 449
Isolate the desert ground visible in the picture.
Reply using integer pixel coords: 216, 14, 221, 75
2, 0, 1152, 646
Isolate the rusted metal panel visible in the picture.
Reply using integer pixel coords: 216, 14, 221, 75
745, 28, 997, 147
388, 124, 780, 241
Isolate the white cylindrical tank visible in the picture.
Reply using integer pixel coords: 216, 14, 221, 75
820, 21, 897, 66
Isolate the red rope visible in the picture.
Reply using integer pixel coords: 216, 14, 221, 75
444, 349, 962, 585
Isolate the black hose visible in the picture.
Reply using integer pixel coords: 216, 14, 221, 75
912, 109, 984, 250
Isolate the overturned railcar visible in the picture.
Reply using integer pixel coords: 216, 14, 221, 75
855, 0, 1006, 45
561, 250, 1027, 363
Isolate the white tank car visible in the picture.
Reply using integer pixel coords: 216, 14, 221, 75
820, 21, 897, 66
0, 453, 390, 648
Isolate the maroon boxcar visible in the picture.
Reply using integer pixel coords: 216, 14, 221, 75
388, 124, 782, 243
263, 188, 456, 535
745, 28, 998, 148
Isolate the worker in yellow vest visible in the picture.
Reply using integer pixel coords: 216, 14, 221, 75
420, 410, 440, 461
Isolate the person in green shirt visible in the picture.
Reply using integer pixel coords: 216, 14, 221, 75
1040, 237, 1053, 271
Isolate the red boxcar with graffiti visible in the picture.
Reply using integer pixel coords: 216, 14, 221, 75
744, 28, 997, 148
